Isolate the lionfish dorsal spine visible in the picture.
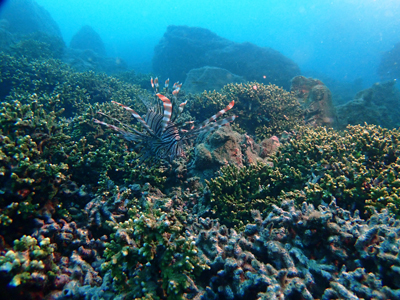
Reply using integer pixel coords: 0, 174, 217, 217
156, 93, 172, 132
111, 100, 156, 136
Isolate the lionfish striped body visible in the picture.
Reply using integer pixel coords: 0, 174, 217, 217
94, 82, 235, 163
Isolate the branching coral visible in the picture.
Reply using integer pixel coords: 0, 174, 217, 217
274, 124, 400, 216
0, 94, 70, 230
205, 162, 279, 229
187, 82, 304, 140
0, 235, 59, 291
189, 199, 400, 299
102, 201, 208, 299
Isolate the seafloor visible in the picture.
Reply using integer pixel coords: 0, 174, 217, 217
1, 39, 400, 300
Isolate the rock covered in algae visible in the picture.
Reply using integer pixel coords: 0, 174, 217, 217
336, 80, 400, 129
291, 75, 336, 127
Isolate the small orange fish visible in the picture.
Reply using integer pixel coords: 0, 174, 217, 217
253, 85, 257, 90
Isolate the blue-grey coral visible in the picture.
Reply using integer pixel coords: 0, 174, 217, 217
188, 199, 400, 299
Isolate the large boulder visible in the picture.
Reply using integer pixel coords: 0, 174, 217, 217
336, 80, 400, 129
153, 25, 300, 90
70, 25, 106, 56
291, 76, 336, 127
0, 0, 62, 38
183, 66, 244, 94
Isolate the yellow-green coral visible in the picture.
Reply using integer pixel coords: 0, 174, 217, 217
0, 95, 70, 227
0, 235, 58, 288
206, 124, 400, 230
205, 162, 279, 229
273, 124, 400, 215
187, 82, 304, 140
102, 203, 207, 299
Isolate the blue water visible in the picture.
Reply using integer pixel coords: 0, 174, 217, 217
29, 0, 400, 87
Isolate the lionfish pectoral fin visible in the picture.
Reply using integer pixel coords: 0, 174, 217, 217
183, 115, 237, 140
199, 100, 235, 128
93, 118, 141, 142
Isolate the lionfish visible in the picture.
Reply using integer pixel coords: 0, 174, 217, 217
93, 77, 236, 163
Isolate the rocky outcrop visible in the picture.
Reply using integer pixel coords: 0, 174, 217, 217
336, 80, 400, 129
190, 126, 280, 180
0, 0, 62, 37
291, 76, 336, 127
153, 25, 301, 90
183, 66, 244, 94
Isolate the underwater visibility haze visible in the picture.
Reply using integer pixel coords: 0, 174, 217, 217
1, 0, 400, 299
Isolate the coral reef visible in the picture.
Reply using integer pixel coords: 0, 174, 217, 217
190, 199, 400, 299
0, 235, 59, 297
204, 124, 400, 231
187, 82, 304, 141
271, 124, 400, 216
204, 162, 279, 229
0, 94, 70, 232
102, 196, 208, 299
1, 22, 400, 299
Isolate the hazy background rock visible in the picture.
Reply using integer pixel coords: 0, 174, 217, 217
70, 25, 107, 56
0, 0, 62, 38
336, 80, 400, 129
378, 42, 400, 82
153, 25, 301, 90
183, 66, 244, 94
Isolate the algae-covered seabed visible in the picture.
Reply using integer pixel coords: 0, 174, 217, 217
1, 47, 400, 300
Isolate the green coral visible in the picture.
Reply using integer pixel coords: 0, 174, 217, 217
281, 124, 400, 215
0, 235, 58, 288
187, 82, 304, 140
0, 53, 147, 116
102, 201, 207, 299
206, 124, 400, 228
205, 162, 279, 229
0, 94, 70, 228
